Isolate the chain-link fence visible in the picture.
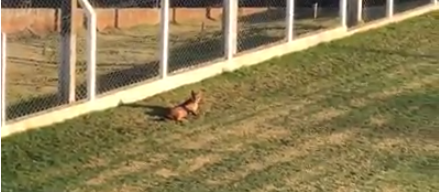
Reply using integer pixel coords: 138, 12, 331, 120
3, 0, 64, 120
236, 0, 286, 52
168, 0, 224, 74
355, 0, 435, 25
87, 0, 160, 95
294, 1, 341, 37
395, 0, 432, 13
360, 0, 387, 23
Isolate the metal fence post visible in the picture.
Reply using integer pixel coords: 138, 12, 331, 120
224, 0, 238, 60
357, 0, 363, 23
78, 0, 97, 101
59, 0, 77, 103
1, 33, 6, 127
159, 0, 170, 78
340, 0, 348, 29
286, 0, 295, 42
387, 0, 394, 18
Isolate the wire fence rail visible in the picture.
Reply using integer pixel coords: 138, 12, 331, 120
0, 0, 438, 129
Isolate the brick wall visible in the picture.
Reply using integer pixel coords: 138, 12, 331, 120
1, 8, 268, 34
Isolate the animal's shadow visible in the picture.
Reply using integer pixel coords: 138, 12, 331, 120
122, 103, 170, 121
122, 103, 201, 123
145, 105, 171, 121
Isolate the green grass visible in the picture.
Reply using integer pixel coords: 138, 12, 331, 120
2, 11, 439, 192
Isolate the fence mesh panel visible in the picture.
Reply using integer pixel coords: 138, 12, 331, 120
395, 0, 432, 13
88, 0, 160, 95
294, 1, 340, 37
168, 0, 224, 74
236, 0, 286, 53
361, 0, 387, 22
3, 0, 64, 120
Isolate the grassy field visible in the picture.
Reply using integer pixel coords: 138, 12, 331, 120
2, 11, 438, 192
5, 13, 337, 120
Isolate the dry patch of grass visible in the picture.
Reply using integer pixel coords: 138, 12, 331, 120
86, 160, 152, 186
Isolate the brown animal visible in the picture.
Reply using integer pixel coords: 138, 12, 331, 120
166, 90, 203, 122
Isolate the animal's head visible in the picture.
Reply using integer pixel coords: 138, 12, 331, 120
190, 90, 203, 103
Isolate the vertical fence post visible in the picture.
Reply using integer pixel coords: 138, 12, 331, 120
78, 0, 97, 101
313, 3, 319, 19
85, 3, 97, 101
357, 0, 363, 23
159, 0, 170, 78
0, 33, 6, 127
286, 0, 295, 42
59, 0, 77, 103
340, 0, 348, 29
224, 0, 238, 60
386, 0, 394, 18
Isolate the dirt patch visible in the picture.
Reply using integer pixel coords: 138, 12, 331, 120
251, 184, 282, 192
108, 184, 144, 192
368, 74, 439, 100
369, 115, 389, 127
349, 98, 368, 108
334, 185, 356, 192
176, 133, 219, 150
208, 129, 357, 185
373, 137, 439, 153
282, 165, 327, 191
167, 96, 327, 152
86, 160, 152, 186
369, 89, 403, 100
308, 107, 347, 122
342, 74, 439, 112
180, 154, 223, 174
171, 103, 294, 151
373, 138, 404, 150
380, 184, 402, 192
155, 168, 179, 178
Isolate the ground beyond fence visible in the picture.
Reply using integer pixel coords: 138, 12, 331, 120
0, 0, 438, 137
1, 8, 273, 33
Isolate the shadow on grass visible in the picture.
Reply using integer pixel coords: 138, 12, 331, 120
122, 103, 169, 121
